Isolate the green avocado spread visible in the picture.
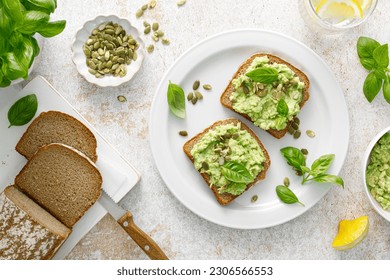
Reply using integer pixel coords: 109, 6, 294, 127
190, 122, 265, 196
230, 56, 305, 131
366, 133, 390, 210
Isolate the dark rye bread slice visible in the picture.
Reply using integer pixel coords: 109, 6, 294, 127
0, 186, 71, 260
183, 118, 270, 205
220, 53, 310, 139
15, 144, 102, 228
16, 111, 98, 162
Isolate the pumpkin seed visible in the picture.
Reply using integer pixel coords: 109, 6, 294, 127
105, 29, 115, 35
203, 84, 212, 90
143, 21, 150, 27
88, 69, 97, 75
161, 38, 170, 45
191, 96, 198, 105
152, 34, 159, 42
142, 4, 148, 10
179, 130, 188, 136
133, 52, 138, 61
232, 133, 239, 139
95, 73, 103, 78
83, 46, 91, 57
293, 117, 300, 125
144, 26, 151, 34
288, 125, 295, 135
136, 9, 143, 18
283, 177, 290, 187
98, 23, 106, 31
195, 91, 203, 100
147, 44, 154, 53
187, 92, 193, 101
177, 0, 186, 6
117, 95, 127, 102
202, 162, 209, 170
193, 80, 200, 90
149, 0, 157, 9
152, 22, 159, 31
306, 130, 316, 138
92, 28, 99, 35
129, 39, 137, 45
293, 130, 301, 139
251, 195, 258, 203
301, 148, 308, 155
291, 122, 299, 130
219, 157, 225, 166
156, 30, 164, 37
295, 170, 303, 176
118, 58, 125, 64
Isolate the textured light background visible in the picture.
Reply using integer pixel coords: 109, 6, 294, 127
8, 0, 390, 259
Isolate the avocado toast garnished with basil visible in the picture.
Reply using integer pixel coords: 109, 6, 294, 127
221, 53, 310, 139
183, 118, 270, 205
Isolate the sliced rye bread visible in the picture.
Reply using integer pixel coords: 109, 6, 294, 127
0, 186, 71, 260
16, 111, 98, 162
183, 118, 271, 205
220, 53, 310, 139
15, 143, 102, 228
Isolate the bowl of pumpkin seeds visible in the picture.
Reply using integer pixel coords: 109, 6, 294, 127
72, 15, 145, 87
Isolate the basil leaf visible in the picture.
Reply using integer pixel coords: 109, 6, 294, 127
30, 36, 40, 57
1, 52, 27, 80
246, 67, 278, 84
363, 72, 382, 102
360, 57, 377, 70
277, 99, 289, 117
310, 154, 335, 176
8, 94, 38, 128
25, 0, 56, 13
221, 161, 254, 184
167, 81, 185, 118
221, 182, 247, 196
37, 20, 66, 38
16, 11, 49, 34
383, 78, 390, 104
0, 7, 14, 38
276, 185, 305, 206
373, 68, 387, 80
312, 174, 344, 188
373, 44, 389, 68
280, 147, 306, 172
357, 36, 380, 59
3, 0, 23, 21
0, 70, 11, 87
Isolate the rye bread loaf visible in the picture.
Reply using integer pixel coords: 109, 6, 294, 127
220, 53, 310, 139
15, 144, 102, 228
183, 118, 270, 205
16, 111, 98, 162
0, 186, 71, 260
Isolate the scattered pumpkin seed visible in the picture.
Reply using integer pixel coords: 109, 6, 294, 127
152, 22, 159, 31
88, 69, 97, 75
143, 21, 150, 27
288, 125, 295, 135
152, 34, 159, 42
141, 4, 148, 10
117, 95, 127, 102
136, 9, 143, 18
293, 117, 300, 125
251, 195, 258, 203
161, 38, 170, 45
179, 130, 188, 136
283, 177, 290, 187
187, 92, 194, 101
191, 96, 198, 105
177, 0, 186, 6
293, 130, 301, 139
296, 170, 303, 176
147, 44, 154, 53
156, 30, 164, 37
291, 122, 299, 130
195, 91, 203, 100
306, 130, 316, 138
193, 80, 200, 90
301, 148, 309, 155
203, 84, 212, 90
202, 161, 209, 170
149, 0, 157, 9
144, 26, 151, 34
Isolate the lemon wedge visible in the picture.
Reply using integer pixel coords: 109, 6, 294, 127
315, 0, 363, 19
355, 0, 372, 11
332, 216, 369, 250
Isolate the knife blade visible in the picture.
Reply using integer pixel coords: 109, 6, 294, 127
99, 190, 168, 260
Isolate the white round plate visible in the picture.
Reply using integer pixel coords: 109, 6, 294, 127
149, 29, 349, 229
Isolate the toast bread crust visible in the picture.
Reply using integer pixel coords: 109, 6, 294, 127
183, 118, 270, 205
220, 53, 310, 139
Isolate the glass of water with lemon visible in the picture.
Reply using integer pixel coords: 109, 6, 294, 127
304, 0, 378, 31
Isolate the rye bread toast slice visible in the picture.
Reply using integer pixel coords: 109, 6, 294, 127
220, 53, 310, 139
183, 118, 270, 205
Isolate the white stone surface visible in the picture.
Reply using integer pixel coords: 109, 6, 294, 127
5, 0, 390, 259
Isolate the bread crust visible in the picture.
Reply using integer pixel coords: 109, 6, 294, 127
220, 53, 310, 139
183, 118, 270, 205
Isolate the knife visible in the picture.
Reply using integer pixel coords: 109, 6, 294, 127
99, 190, 169, 260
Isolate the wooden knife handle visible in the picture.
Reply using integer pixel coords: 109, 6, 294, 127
118, 212, 169, 260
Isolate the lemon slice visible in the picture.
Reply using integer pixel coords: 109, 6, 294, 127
355, 0, 372, 11
332, 216, 369, 250
315, 0, 363, 19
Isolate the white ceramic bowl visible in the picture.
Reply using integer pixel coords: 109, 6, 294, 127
362, 126, 390, 222
71, 15, 145, 87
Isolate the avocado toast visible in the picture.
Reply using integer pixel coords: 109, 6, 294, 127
183, 118, 270, 205
220, 53, 310, 139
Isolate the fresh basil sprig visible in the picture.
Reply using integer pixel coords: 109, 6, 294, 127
221, 161, 254, 184
357, 37, 390, 104
280, 147, 344, 187
246, 67, 279, 84
8, 93, 38, 128
167, 81, 186, 119
276, 185, 304, 206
